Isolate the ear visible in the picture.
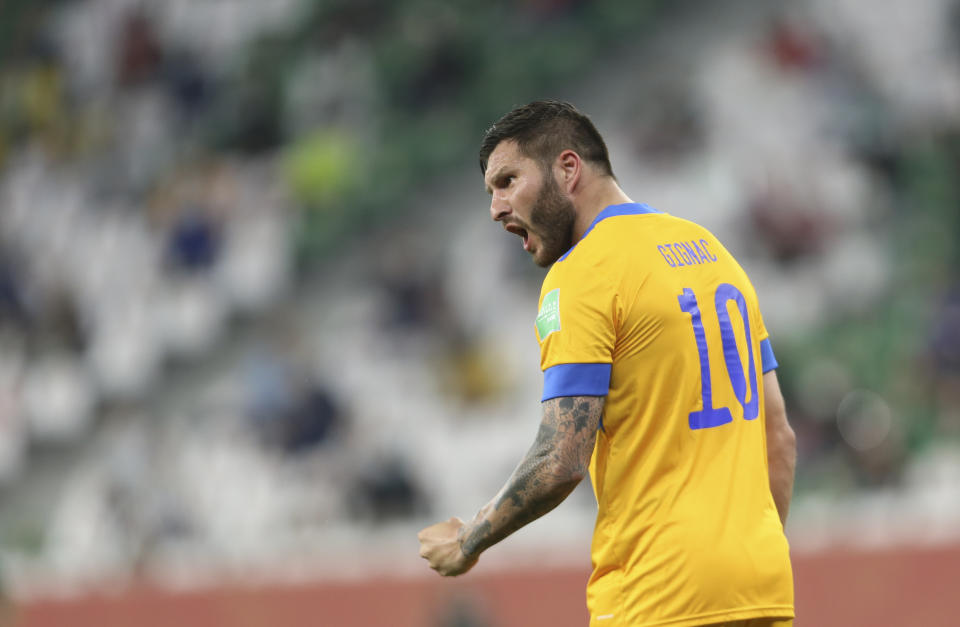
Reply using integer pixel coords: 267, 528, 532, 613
555, 149, 582, 194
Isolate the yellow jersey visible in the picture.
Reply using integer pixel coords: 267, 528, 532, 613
535, 203, 794, 627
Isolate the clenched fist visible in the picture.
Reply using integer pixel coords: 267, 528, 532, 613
417, 517, 479, 576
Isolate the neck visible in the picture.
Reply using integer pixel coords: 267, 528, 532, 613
572, 177, 633, 242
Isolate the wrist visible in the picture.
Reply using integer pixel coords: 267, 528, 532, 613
457, 523, 474, 558
458, 515, 490, 559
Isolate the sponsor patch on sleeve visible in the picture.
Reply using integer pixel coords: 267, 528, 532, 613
536, 288, 561, 341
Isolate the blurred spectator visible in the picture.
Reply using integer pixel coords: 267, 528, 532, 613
746, 180, 836, 263
13, 37, 69, 156
165, 206, 222, 274
115, 10, 162, 87
348, 453, 430, 523
245, 345, 297, 436
438, 332, 505, 406
278, 380, 343, 454
247, 359, 344, 456
376, 232, 450, 333
767, 15, 823, 72
631, 87, 705, 167
0, 248, 29, 330
163, 49, 215, 124
382, 269, 447, 331
282, 128, 363, 208
244, 311, 345, 455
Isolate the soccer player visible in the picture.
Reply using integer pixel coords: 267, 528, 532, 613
418, 101, 796, 627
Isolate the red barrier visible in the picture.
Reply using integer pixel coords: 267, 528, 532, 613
12, 543, 960, 627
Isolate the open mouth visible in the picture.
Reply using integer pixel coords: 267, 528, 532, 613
504, 223, 531, 250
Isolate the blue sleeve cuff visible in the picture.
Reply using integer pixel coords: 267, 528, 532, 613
542, 363, 612, 401
760, 338, 778, 373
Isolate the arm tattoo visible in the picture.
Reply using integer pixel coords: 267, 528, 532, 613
461, 520, 492, 557
460, 395, 604, 558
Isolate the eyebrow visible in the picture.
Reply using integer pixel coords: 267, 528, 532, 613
483, 167, 507, 195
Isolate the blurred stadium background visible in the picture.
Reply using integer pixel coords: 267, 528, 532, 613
0, 0, 959, 625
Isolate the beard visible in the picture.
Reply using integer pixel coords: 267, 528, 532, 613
528, 172, 577, 267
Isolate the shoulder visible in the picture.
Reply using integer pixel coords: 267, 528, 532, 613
552, 217, 632, 275
542, 242, 616, 302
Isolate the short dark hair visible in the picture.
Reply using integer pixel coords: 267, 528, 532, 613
479, 100, 613, 177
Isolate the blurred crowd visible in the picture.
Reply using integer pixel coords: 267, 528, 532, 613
0, 0, 959, 595
0, 0, 296, 476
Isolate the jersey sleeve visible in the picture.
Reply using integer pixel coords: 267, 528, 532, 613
754, 307, 778, 373
536, 262, 616, 401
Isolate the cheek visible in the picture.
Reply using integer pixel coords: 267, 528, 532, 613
514, 179, 540, 211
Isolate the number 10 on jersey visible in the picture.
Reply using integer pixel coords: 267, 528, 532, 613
678, 284, 760, 430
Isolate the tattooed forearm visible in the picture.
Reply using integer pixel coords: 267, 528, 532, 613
460, 520, 492, 557
458, 395, 605, 559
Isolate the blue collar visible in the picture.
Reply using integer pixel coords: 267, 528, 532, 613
557, 203, 660, 262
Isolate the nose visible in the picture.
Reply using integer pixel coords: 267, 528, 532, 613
490, 194, 511, 222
